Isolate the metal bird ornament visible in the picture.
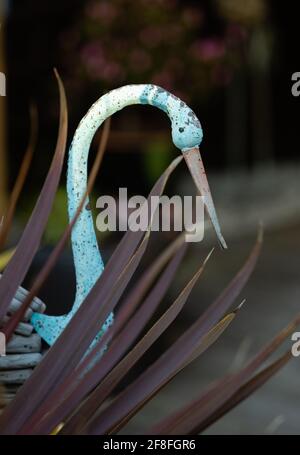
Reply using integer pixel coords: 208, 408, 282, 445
31, 84, 227, 346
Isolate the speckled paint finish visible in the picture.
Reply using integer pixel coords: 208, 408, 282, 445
30, 84, 204, 346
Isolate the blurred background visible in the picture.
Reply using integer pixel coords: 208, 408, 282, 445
1, 0, 300, 434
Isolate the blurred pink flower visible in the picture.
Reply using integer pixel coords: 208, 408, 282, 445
190, 38, 226, 61
101, 61, 125, 82
81, 41, 104, 61
80, 41, 125, 82
80, 41, 106, 76
63, 0, 254, 98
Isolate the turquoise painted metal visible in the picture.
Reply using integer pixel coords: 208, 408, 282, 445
31, 84, 226, 346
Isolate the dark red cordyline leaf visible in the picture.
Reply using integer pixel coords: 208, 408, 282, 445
115, 233, 187, 335
0, 70, 68, 324
2, 119, 111, 340
110, 309, 241, 436
71, 235, 187, 380
83, 230, 262, 435
28, 241, 188, 434
193, 350, 292, 434
2, 230, 149, 435
0, 104, 38, 250
64, 249, 212, 435
0, 157, 182, 435
154, 317, 300, 435
176, 305, 242, 374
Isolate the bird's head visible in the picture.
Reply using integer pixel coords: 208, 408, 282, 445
166, 92, 227, 249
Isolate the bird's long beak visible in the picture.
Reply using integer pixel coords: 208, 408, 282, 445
183, 146, 227, 249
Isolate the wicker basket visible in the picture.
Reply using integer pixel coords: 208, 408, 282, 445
0, 285, 46, 409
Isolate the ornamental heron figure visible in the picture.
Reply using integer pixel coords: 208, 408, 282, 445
31, 84, 227, 346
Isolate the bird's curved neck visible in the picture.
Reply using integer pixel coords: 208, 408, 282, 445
67, 84, 202, 307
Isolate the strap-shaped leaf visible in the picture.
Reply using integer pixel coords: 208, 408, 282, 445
0, 157, 182, 435
83, 232, 262, 435
154, 319, 299, 435
0, 105, 38, 249
0, 71, 67, 323
2, 119, 111, 340
23, 241, 188, 434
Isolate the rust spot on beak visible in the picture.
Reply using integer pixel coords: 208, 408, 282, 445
183, 147, 227, 249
